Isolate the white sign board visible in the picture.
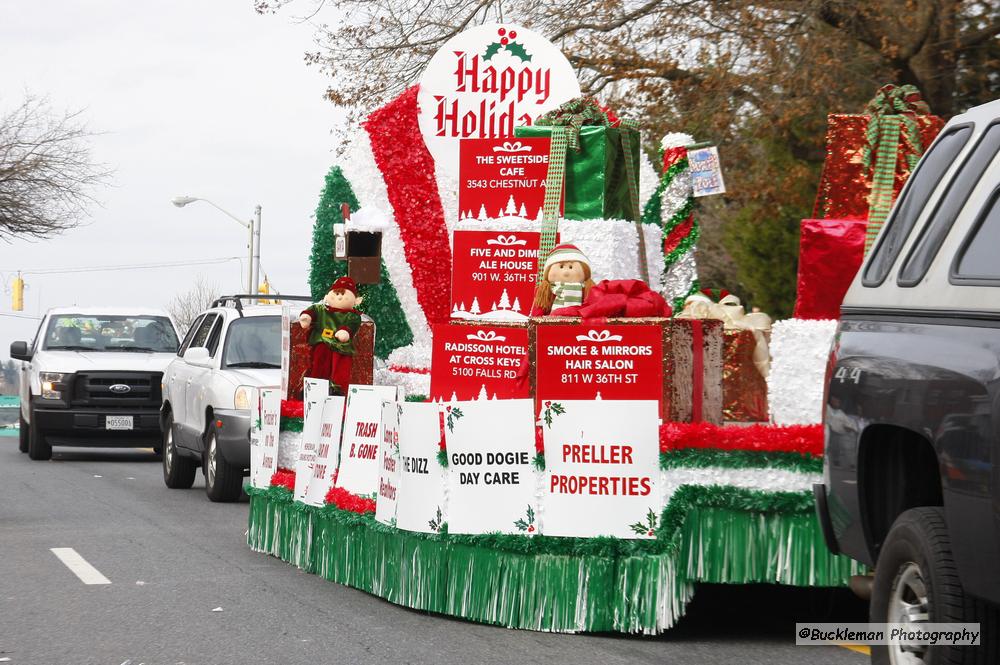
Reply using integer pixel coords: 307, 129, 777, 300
293, 391, 326, 502
254, 388, 282, 488
301, 396, 347, 507
248, 388, 267, 489
395, 402, 447, 534
375, 401, 401, 526
416, 23, 581, 177
444, 399, 537, 535
303, 378, 328, 405
335, 384, 400, 496
689, 146, 726, 197
542, 400, 661, 539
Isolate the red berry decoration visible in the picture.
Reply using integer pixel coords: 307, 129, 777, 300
528, 525, 535, 532
648, 529, 655, 536
500, 37, 509, 45
509, 30, 517, 39
497, 27, 506, 36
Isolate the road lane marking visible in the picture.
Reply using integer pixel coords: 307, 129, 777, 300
838, 643, 871, 655
50, 547, 111, 585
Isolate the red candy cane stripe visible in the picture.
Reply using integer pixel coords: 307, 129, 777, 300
364, 86, 453, 325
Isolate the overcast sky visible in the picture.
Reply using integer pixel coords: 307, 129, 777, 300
0, 1, 342, 355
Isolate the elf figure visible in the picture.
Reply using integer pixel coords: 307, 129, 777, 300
531, 243, 595, 316
299, 276, 363, 394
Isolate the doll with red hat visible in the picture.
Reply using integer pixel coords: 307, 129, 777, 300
299, 276, 363, 394
531, 243, 595, 316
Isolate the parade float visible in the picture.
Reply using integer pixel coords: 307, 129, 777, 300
245, 24, 941, 634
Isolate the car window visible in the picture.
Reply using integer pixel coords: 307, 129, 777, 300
43, 314, 179, 352
187, 314, 217, 350
222, 316, 282, 368
206, 316, 224, 358
899, 122, 1000, 286
952, 187, 1000, 281
863, 125, 974, 286
177, 314, 204, 356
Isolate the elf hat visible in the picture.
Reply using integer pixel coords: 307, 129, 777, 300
542, 243, 591, 274
330, 276, 358, 295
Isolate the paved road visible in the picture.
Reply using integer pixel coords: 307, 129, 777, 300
0, 439, 867, 665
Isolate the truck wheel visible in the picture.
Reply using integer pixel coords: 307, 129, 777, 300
18, 411, 29, 453
162, 412, 196, 489
871, 507, 998, 665
27, 406, 51, 461
204, 428, 242, 502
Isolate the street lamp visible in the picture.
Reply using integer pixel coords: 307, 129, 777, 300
171, 196, 262, 295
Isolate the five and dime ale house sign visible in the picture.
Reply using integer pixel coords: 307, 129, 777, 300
417, 23, 581, 177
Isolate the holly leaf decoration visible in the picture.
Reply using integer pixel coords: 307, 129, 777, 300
514, 518, 530, 531
543, 402, 566, 429
646, 508, 658, 531
483, 41, 503, 60
427, 506, 444, 533
446, 407, 465, 433
526, 504, 535, 524
629, 521, 649, 536
504, 41, 531, 62
253, 416, 263, 431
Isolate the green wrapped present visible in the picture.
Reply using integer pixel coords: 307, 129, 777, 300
514, 124, 640, 222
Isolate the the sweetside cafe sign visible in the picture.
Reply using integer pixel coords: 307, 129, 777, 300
417, 23, 581, 176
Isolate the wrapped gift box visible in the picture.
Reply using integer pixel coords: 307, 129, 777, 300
514, 125, 641, 221
813, 113, 943, 221
285, 320, 375, 400
722, 329, 769, 422
793, 218, 867, 320
530, 317, 722, 423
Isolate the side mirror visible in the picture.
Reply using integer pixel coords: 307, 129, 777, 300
10, 341, 31, 362
183, 346, 212, 367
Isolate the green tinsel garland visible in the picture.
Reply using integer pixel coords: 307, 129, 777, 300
660, 449, 823, 474
279, 417, 304, 433
308, 166, 413, 359
247, 483, 862, 633
404, 394, 428, 402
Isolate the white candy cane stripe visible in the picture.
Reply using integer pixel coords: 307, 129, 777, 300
340, 129, 433, 345
660, 467, 822, 507
663, 249, 698, 306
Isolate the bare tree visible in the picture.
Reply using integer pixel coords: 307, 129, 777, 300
0, 94, 111, 240
167, 277, 220, 335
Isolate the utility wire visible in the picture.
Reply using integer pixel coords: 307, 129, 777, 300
18, 256, 242, 276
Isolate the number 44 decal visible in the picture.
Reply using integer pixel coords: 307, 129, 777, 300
834, 366, 862, 384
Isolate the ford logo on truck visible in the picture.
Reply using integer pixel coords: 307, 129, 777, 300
109, 383, 131, 394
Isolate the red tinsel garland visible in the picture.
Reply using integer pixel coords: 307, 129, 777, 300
324, 486, 376, 514
659, 422, 824, 456
281, 400, 304, 419
387, 364, 431, 374
364, 86, 452, 325
270, 468, 296, 491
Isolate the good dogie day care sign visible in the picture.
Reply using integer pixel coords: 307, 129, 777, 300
430, 323, 530, 401
334, 384, 400, 496
542, 400, 661, 539
450, 230, 552, 322
444, 399, 537, 535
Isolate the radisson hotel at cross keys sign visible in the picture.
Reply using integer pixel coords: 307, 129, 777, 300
417, 23, 581, 177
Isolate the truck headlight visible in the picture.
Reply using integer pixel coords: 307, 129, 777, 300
234, 385, 252, 410
40, 372, 68, 400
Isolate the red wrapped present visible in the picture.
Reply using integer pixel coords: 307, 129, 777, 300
794, 218, 867, 320
285, 320, 375, 401
722, 329, 768, 422
813, 85, 943, 251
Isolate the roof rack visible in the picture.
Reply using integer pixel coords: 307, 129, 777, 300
210, 294, 315, 318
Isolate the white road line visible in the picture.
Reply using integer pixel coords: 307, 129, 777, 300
50, 547, 111, 585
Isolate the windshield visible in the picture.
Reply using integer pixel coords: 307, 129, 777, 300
222, 316, 281, 368
43, 314, 179, 352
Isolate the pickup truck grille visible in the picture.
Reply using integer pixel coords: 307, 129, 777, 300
71, 372, 163, 409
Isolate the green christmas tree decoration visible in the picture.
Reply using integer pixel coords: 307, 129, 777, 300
308, 166, 414, 359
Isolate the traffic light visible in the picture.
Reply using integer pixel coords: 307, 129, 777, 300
11, 276, 23, 311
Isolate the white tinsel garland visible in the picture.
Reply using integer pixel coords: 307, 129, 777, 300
767, 319, 838, 425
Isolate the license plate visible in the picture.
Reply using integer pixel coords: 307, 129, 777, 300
106, 415, 134, 430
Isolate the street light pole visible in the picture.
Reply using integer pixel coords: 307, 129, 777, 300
171, 196, 261, 294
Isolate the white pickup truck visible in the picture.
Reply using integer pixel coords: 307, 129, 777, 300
10, 307, 181, 460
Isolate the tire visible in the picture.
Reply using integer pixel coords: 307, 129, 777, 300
18, 411, 29, 453
203, 427, 242, 502
27, 406, 51, 461
871, 507, 998, 665
162, 412, 196, 489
